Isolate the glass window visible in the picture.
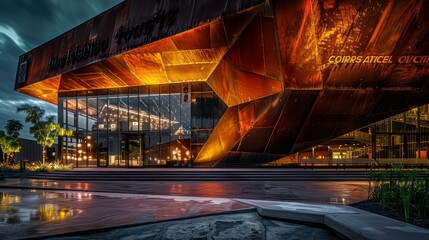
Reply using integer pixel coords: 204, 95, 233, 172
58, 97, 67, 164
108, 133, 119, 166
69, 135, 78, 167
98, 94, 108, 131
129, 87, 139, 131
108, 89, 118, 132
170, 84, 181, 144
139, 86, 150, 131
67, 97, 77, 129
77, 92, 87, 131
150, 85, 160, 132
191, 92, 203, 129
181, 97, 191, 139
160, 85, 171, 164
98, 132, 108, 167
201, 92, 214, 129
149, 85, 160, 165
160, 85, 171, 144
87, 96, 97, 132
119, 88, 129, 132
58, 97, 66, 128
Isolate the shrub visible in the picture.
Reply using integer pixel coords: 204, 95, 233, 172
28, 162, 52, 172
0, 163, 14, 172
50, 160, 73, 171
0, 163, 21, 172
368, 165, 429, 223
9, 161, 74, 172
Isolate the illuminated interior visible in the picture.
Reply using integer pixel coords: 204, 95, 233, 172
59, 82, 226, 167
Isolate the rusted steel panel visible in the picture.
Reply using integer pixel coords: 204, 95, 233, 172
273, 0, 323, 89
265, 90, 319, 154
194, 107, 240, 165
15, 0, 264, 90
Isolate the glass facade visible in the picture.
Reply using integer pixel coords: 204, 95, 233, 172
372, 106, 429, 160
272, 104, 429, 166
58, 82, 226, 167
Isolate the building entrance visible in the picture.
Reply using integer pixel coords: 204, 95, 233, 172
98, 148, 108, 167
121, 134, 145, 167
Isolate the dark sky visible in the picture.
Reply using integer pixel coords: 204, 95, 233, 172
0, 0, 123, 139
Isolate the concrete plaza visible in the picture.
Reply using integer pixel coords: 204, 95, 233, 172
0, 169, 428, 239
0, 178, 368, 203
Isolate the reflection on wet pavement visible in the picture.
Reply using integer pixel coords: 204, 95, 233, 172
32, 203, 75, 222
0, 189, 251, 240
1, 193, 21, 205
1, 179, 368, 204
0, 179, 368, 239
0, 191, 85, 225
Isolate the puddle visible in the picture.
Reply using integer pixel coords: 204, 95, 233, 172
31, 203, 75, 222
30, 180, 92, 191
0, 191, 87, 225
0, 189, 252, 239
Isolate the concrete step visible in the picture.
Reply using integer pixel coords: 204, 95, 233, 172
27, 170, 427, 181
35, 172, 371, 176
33, 170, 373, 175
27, 170, 372, 181
28, 177, 369, 181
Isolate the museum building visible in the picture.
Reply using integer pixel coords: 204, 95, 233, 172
15, 0, 429, 167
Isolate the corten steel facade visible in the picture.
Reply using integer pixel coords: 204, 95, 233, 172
15, 0, 429, 167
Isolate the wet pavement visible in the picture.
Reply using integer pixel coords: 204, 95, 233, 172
0, 177, 369, 239
0, 189, 251, 239
0, 179, 368, 204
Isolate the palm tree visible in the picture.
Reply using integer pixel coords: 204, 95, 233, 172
0, 120, 23, 164
17, 104, 73, 163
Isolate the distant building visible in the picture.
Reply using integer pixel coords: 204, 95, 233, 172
0, 138, 57, 164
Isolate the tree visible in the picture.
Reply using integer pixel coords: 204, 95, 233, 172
0, 120, 23, 164
17, 104, 73, 163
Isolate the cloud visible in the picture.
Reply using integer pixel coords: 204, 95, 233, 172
0, 0, 123, 50
0, 25, 27, 51
0, 99, 57, 116
0, 0, 123, 140
0, 92, 58, 139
